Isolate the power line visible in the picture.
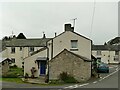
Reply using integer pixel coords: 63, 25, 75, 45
90, 0, 96, 39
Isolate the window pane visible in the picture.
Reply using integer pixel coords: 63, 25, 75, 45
97, 51, 101, 55
71, 40, 78, 48
11, 47, 15, 53
20, 47, 22, 51
115, 51, 119, 55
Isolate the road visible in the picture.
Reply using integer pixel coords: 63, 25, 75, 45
1, 65, 119, 90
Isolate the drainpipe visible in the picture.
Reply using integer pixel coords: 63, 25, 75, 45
51, 39, 53, 59
45, 44, 49, 83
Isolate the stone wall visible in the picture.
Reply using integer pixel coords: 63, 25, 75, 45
49, 49, 91, 82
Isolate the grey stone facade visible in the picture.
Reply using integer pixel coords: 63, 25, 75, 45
49, 49, 91, 82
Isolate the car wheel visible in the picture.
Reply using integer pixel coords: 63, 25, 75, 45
107, 70, 109, 73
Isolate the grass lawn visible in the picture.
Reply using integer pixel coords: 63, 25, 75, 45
0, 77, 65, 86
0, 78, 24, 83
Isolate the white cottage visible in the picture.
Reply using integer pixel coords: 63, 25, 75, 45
24, 24, 92, 81
92, 45, 120, 64
1, 33, 51, 68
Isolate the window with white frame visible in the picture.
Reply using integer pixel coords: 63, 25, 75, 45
71, 40, 78, 48
97, 50, 101, 55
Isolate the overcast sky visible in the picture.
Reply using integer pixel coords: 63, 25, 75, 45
0, 0, 119, 44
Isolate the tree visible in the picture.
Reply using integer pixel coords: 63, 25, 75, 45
16, 33, 26, 39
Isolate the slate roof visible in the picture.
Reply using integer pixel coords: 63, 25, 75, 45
92, 45, 120, 51
36, 57, 48, 61
92, 45, 108, 50
2, 38, 51, 47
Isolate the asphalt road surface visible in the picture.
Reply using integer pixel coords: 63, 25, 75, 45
1, 65, 119, 90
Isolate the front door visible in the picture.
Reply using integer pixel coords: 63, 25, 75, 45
40, 61, 46, 75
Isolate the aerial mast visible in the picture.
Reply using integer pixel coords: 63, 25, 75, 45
71, 18, 77, 28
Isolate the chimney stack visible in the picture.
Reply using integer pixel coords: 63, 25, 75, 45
64, 24, 74, 32
55, 32, 57, 37
42, 32, 46, 38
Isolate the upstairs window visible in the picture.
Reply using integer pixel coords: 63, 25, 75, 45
20, 47, 22, 51
11, 47, 15, 53
97, 50, 101, 55
115, 51, 119, 55
29, 47, 34, 52
71, 40, 78, 48
70, 40, 78, 51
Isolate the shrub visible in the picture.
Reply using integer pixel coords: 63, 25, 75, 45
59, 72, 78, 83
2, 67, 23, 78
10, 65, 18, 68
2, 73, 18, 78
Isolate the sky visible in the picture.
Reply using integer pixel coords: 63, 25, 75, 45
0, 0, 119, 45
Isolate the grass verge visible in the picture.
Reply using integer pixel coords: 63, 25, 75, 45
0, 78, 23, 83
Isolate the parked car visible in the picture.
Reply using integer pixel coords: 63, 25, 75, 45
97, 62, 109, 73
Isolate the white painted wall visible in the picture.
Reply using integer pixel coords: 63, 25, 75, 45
92, 50, 119, 64
2, 47, 43, 68
24, 49, 47, 77
48, 31, 91, 60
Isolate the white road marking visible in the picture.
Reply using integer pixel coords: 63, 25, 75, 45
116, 68, 118, 71
64, 85, 75, 89
79, 83, 89, 87
93, 81, 97, 84
73, 84, 79, 88
64, 66, 119, 89
64, 83, 89, 89
100, 77, 102, 78
99, 68, 119, 81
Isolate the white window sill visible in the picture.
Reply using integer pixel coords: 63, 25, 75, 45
70, 48, 78, 51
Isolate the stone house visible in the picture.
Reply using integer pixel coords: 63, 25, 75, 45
24, 23, 92, 82
92, 45, 120, 64
49, 49, 92, 82
0, 58, 11, 76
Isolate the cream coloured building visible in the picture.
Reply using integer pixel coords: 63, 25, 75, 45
92, 45, 120, 64
1, 35, 51, 68
24, 24, 92, 81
